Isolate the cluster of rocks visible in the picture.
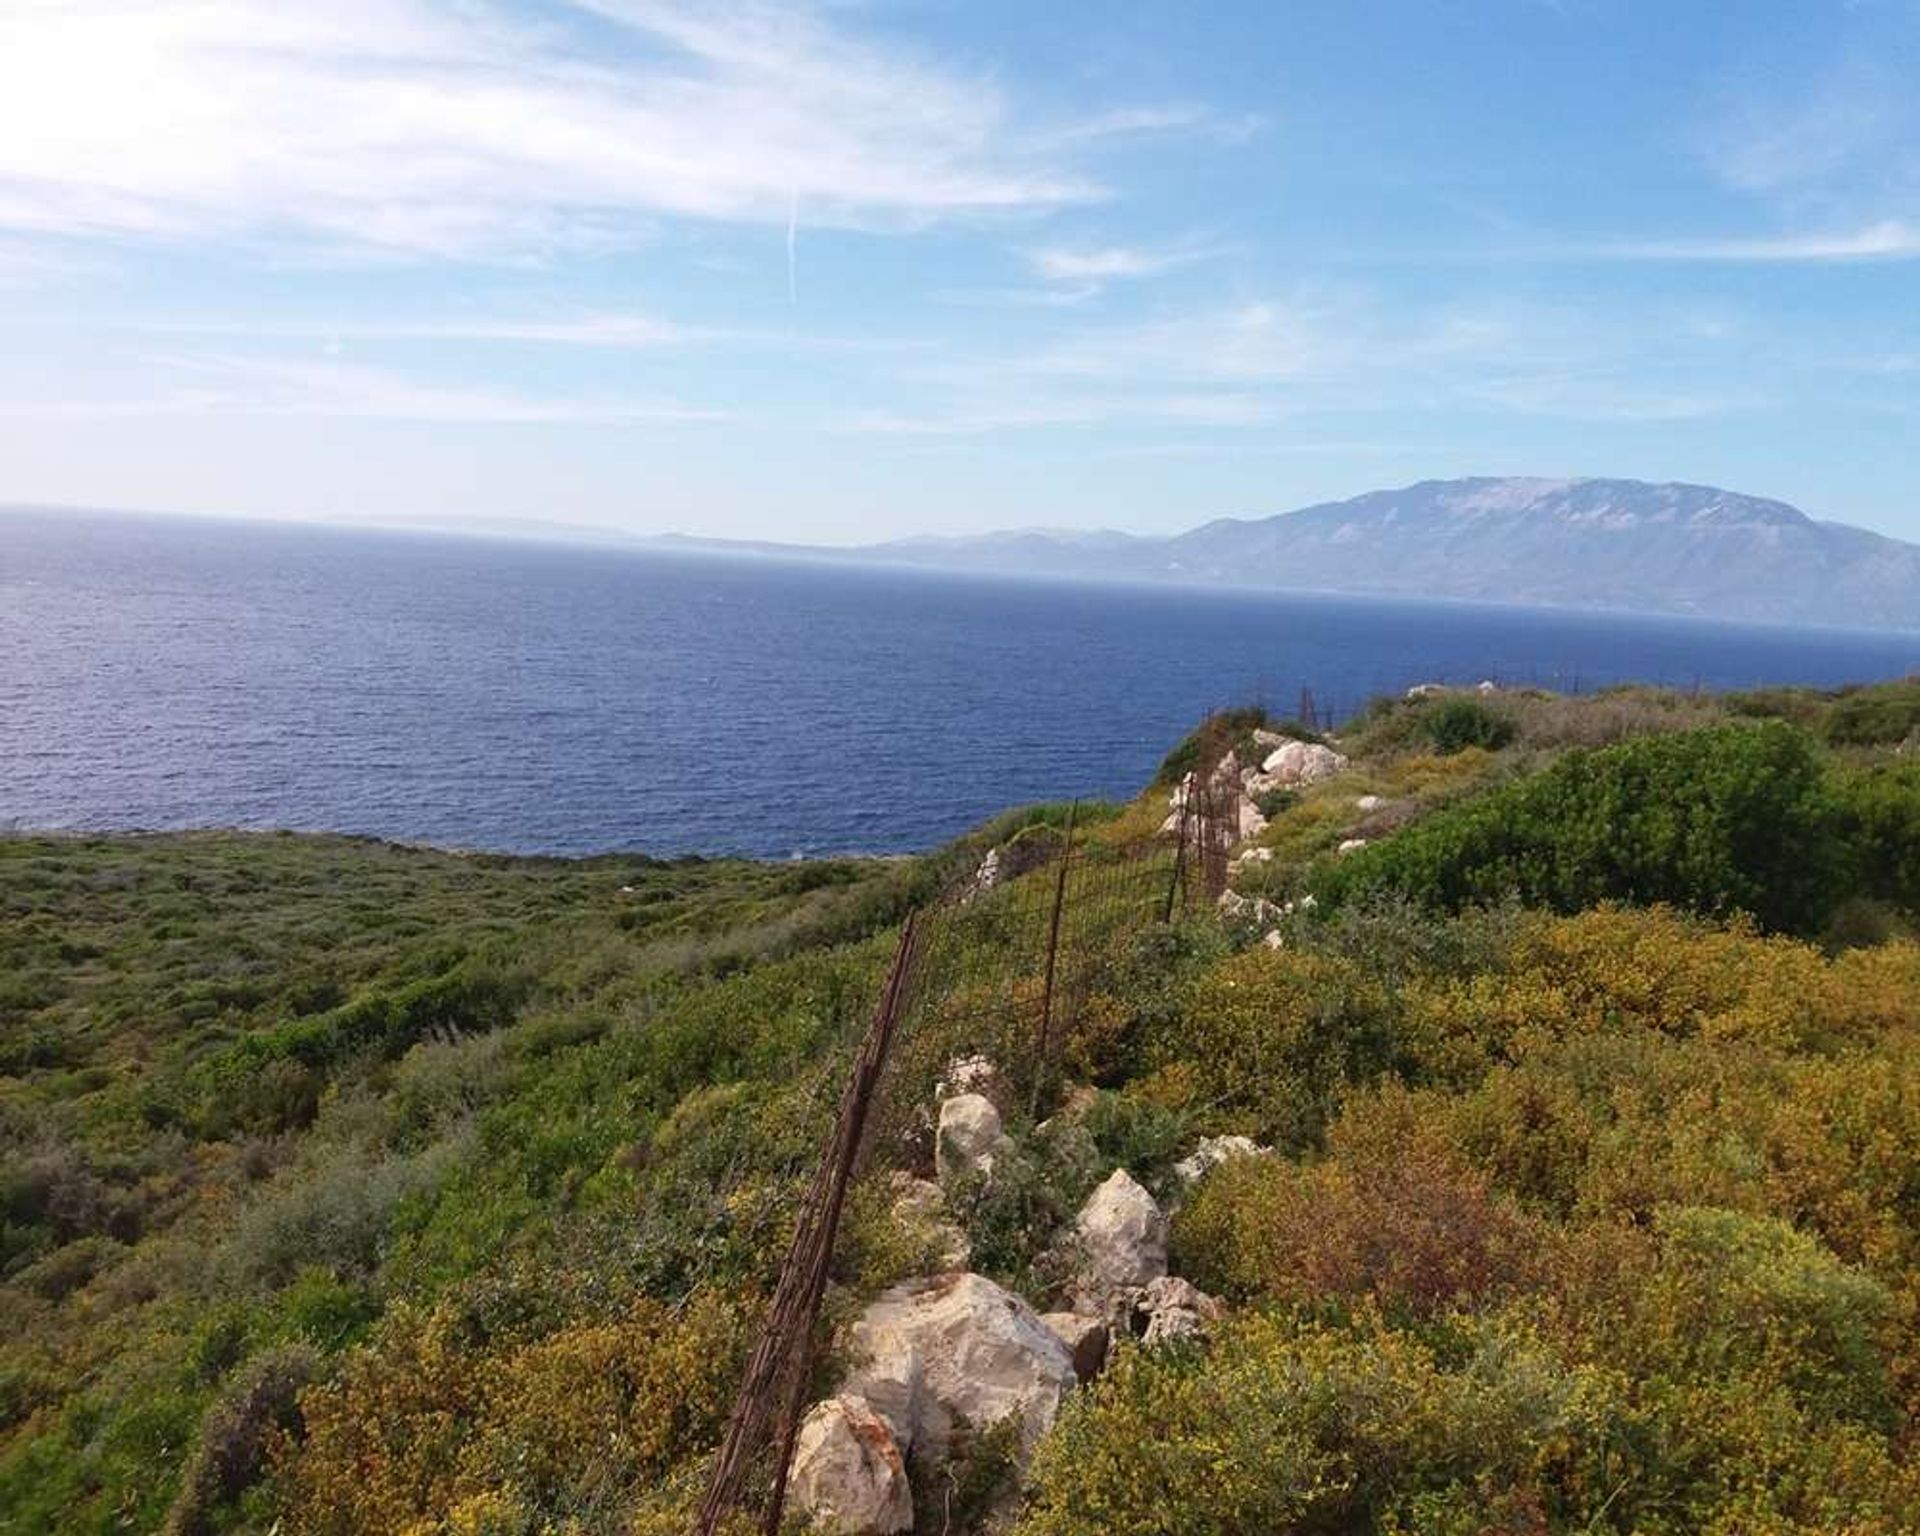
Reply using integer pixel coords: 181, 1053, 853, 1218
1159, 732, 1350, 844
960, 846, 1003, 903
788, 1068, 1254, 1534
1406, 679, 1500, 699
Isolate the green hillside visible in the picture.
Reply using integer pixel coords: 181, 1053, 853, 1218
3, 677, 1918, 1535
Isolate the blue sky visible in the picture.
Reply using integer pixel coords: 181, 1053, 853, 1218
1, 0, 1916, 543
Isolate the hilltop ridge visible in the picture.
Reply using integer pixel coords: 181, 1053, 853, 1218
684, 476, 1920, 630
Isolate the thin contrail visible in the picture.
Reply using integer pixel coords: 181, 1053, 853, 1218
786, 191, 798, 305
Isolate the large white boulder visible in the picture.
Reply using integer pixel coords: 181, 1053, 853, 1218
788, 1395, 915, 1535
842, 1273, 1076, 1465
1071, 1169, 1168, 1316
1259, 740, 1349, 785
936, 1093, 1011, 1183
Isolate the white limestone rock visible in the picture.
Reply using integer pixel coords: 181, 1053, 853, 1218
1141, 1306, 1207, 1347
1135, 1276, 1224, 1348
936, 1093, 1011, 1183
843, 1273, 1076, 1465
1040, 1311, 1110, 1381
1072, 1169, 1168, 1316
1236, 796, 1268, 841
961, 847, 1002, 903
1138, 1275, 1224, 1320
1207, 750, 1242, 791
1259, 740, 1349, 786
936, 1054, 1004, 1104
1217, 890, 1280, 926
1173, 1134, 1271, 1185
1337, 837, 1368, 855
788, 1395, 914, 1536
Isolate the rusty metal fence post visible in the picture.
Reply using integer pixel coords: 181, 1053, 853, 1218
696, 912, 925, 1536
699, 749, 1244, 1530
1029, 800, 1077, 1118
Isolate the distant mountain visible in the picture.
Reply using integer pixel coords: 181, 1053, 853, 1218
825, 478, 1920, 631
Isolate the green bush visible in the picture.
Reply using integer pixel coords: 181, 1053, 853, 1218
1645, 1206, 1895, 1426
1822, 677, 1920, 746
1153, 707, 1270, 786
1150, 947, 1401, 1149
1835, 759, 1920, 913
1313, 723, 1848, 934
1419, 695, 1518, 754
1253, 785, 1300, 819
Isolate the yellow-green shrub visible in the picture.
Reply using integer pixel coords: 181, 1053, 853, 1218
276, 1289, 748, 1535
1016, 1311, 1618, 1536
1173, 1093, 1541, 1312
1156, 947, 1398, 1147
1403, 907, 1913, 1070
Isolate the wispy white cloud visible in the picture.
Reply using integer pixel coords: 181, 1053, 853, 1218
1464, 373, 1752, 423
1026, 241, 1222, 285
0, 355, 727, 424
842, 390, 1276, 437
1091, 438, 1426, 461
855, 289, 1766, 435
1014, 299, 1344, 385
143, 313, 704, 348
1701, 50, 1918, 207
0, 1, 1211, 259
1033, 105, 1266, 149
1688, 26, 1920, 261
1593, 221, 1920, 264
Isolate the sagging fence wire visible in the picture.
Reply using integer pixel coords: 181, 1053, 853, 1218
696, 725, 1242, 1535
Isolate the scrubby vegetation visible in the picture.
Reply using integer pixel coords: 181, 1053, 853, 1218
3, 675, 1918, 1534
1034, 904, 1920, 1534
1312, 722, 1848, 932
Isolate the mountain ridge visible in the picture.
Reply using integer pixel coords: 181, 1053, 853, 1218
748, 477, 1920, 631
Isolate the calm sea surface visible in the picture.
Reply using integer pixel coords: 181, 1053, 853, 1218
3, 509, 1916, 857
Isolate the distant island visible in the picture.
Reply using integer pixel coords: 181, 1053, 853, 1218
659, 477, 1920, 632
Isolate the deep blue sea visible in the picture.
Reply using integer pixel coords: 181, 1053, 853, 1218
3, 508, 1916, 858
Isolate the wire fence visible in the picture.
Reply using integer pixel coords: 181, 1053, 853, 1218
695, 728, 1240, 1535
